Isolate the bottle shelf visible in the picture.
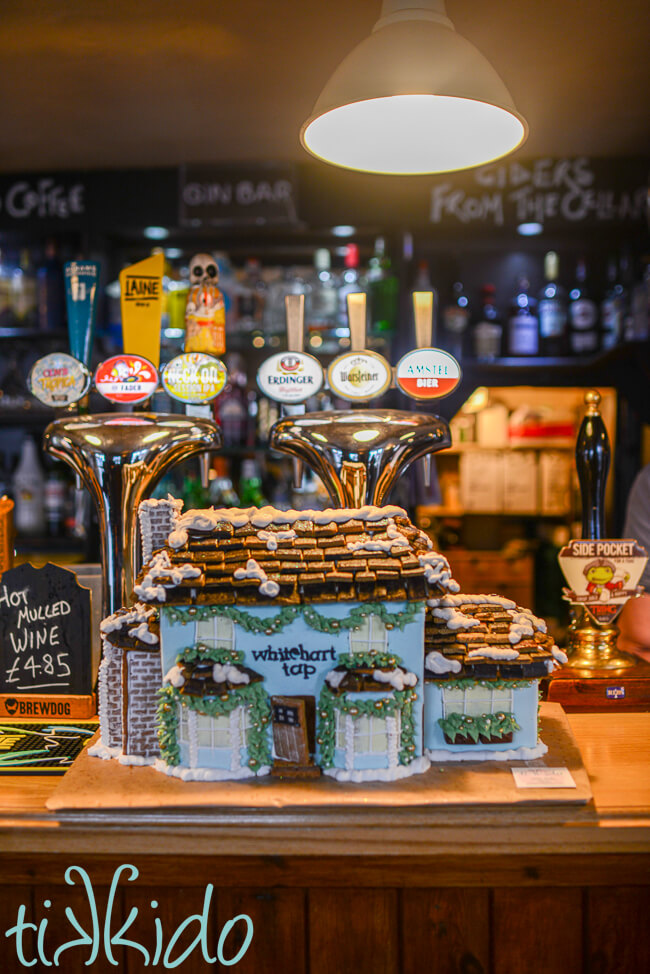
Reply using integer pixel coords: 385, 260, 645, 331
0, 328, 68, 341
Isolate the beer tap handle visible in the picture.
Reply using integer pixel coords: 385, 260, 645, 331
347, 293, 367, 351
413, 291, 435, 348
285, 294, 305, 353
576, 389, 610, 540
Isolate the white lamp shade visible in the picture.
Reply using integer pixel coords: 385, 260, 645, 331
301, 17, 528, 174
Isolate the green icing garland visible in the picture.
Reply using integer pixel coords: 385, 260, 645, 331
317, 683, 418, 769
439, 678, 532, 691
438, 711, 520, 744
156, 679, 272, 771
164, 601, 422, 636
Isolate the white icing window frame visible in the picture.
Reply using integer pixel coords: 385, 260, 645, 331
442, 685, 514, 718
348, 615, 388, 656
195, 615, 236, 651
177, 703, 249, 770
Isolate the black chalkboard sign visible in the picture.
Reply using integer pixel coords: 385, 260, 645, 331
0, 563, 91, 695
179, 162, 298, 226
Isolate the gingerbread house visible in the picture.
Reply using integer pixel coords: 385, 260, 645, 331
129, 503, 460, 781
423, 594, 567, 760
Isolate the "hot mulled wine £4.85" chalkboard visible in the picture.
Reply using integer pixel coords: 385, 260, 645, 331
0, 563, 91, 695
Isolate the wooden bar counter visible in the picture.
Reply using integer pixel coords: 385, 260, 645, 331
0, 712, 648, 972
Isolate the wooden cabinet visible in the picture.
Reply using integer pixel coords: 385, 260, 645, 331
445, 549, 534, 607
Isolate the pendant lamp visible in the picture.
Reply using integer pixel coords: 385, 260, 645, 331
300, 0, 527, 175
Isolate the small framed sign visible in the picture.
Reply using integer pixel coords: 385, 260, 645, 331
395, 348, 461, 400
0, 563, 92, 697
161, 352, 228, 404
326, 350, 392, 402
257, 351, 324, 404
94, 354, 159, 405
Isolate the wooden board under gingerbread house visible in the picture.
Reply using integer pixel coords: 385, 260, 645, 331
47, 703, 591, 812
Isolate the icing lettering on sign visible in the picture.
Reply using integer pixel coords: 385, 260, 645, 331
250, 642, 337, 680
0, 178, 85, 219
430, 157, 647, 227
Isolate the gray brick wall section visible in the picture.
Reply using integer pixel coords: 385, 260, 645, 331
139, 499, 182, 563
126, 651, 162, 757
99, 642, 123, 749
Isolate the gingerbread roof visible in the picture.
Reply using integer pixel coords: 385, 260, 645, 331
100, 602, 159, 652
133, 504, 460, 607
424, 594, 566, 680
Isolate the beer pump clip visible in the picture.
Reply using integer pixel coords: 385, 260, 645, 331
256, 294, 324, 488
558, 390, 648, 670
326, 292, 392, 403
28, 260, 100, 409
93, 254, 163, 409
395, 291, 462, 405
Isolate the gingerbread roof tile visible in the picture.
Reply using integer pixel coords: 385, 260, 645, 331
133, 505, 460, 607
424, 594, 567, 679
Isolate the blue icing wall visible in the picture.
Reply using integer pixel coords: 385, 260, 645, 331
423, 681, 539, 752
160, 601, 426, 764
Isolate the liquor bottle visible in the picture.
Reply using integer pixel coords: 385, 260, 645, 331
472, 284, 502, 359
44, 469, 66, 538
538, 251, 568, 356
305, 249, 338, 350
265, 266, 309, 338
11, 249, 38, 326
600, 257, 625, 351
568, 257, 598, 356
214, 353, 248, 447
208, 458, 240, 507
12, 436, 45, 536
37, 240, 65, 332
0, 251, 14, 326
239, 459, 266, 508
442, 281, 470, 359
236, 258, 266, 332
507, 276, 539, 356
412, 259, 432, 292
367, 237, 398, 338
337, 243, 366, 329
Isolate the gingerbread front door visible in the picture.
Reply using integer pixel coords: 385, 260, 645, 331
271, 695, 314, 767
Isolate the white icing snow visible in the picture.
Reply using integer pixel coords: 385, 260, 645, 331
234, 558, 280, 598
425, 741, 548, 762
551, 645, 568, 664
347, 520, 410, 555
118, 753, 157, 767
127, 622, 158, 645
324, 755, 431, 782
432, 606, 480, 631
325, 669, 347, 689
428, 593, 517, 609
256, 528, 297, 550
134, 550, 202, 602
372, 667, 418, 691
418, 552, 459, 592
100, 602, 156, 635
166, 504, 409, 549
425, 651, 462, 674
508, 621, 535, 644
153, 758, 270, 780
467, 646, 520, 661
163, 665, 186, 688
212, 662, 250, 685
88, 738, 121, 761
